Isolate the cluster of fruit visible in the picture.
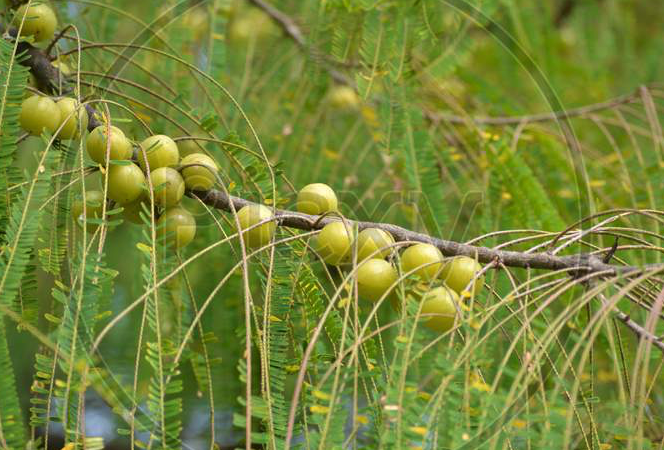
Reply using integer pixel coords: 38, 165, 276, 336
19, 92, 218, 248
235, 183, 484, 333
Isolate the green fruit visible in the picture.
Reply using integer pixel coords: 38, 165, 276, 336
20, 95, 61, 135
158, 207, 196, 249
87, 125, 132, 164
55, 98, 88, 140
357, 228, 394, 261
401, 243, 444, 281
13, 4, 57, 42
440, 256, 484, 296
315, 221, 353, 266
122, 197, 149, 224
357, 258, 398, 302
296, 183, 338, 215
180, 153, 218, 191
71, 190, 105, 230
138, 134, 179, 171
420, 286, 459, 333
149, 167, 185, 208
106, 163, 145, 204
177, 136, 206, 157
236, 204, 276, 249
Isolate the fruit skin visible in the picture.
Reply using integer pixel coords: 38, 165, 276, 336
315, 221, 353, 266
87, 125, 132, 164
357, 258, 398, 302
401, 243, 444, 281
357, 228, 394, 261
138, 135, 179, 171
55, 98, 88, 140
236, 204, 276, 249
158, 207, 196, 249
71, 190, 105, 231
13, 4, 57, 42
180, 153, 218, 191
296, 183, 338, 216
177, 137, 206, 157
20, 95, 61, 135
106, 163, 146, 204
148, 167, 185, 208
420, 286, 459, 333
440, 256, 484, 296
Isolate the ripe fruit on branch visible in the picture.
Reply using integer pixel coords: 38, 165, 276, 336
357, 228, 394, 261
315, 221, 353, 266
236, 204, 276, 249
357, 258, 398, 302
20, 95, 61, 135
87, 125, 132, 164
138, 135, 179, 171
12, 4, 57, 42
106, 162, 146, 204
180, 153, 218, 191
158, 207, 196, 249
420, 286, 459, 333
296, 183, 338, 215
55, 98, 88, 140
149, 167, 185, 208
440, 256, 484, 296
71, 190, 105, 231
401, 243, 444, 281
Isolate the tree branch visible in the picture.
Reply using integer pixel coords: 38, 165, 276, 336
191, 189, 654, 276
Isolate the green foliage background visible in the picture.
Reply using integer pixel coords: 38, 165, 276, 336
0, 0, 663, 449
